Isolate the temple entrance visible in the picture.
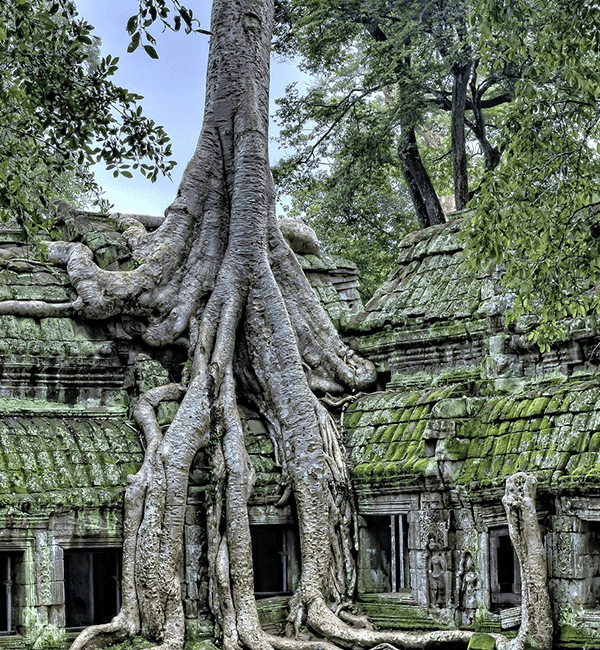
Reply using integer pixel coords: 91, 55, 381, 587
65, 549, 121, 628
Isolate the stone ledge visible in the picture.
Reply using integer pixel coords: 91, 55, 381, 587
0, 635, 26, 650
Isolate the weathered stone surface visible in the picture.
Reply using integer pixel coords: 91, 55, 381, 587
467, 633, 496, 650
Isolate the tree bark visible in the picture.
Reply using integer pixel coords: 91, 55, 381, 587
399, 158, 431, 228
451, 61, 471, 210
398, 127, 446, 227
502, 473, 553, 650
469, 72, 502, 173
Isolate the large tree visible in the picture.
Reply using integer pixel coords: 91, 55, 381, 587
1, 1, 554, 649
273, 0, 513, 229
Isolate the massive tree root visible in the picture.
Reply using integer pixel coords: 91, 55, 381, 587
1, 2, 553, 650
502, 474, 553, 650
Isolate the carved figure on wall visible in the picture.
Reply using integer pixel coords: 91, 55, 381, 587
457, 551, 478, 616
427, 533, 446, 608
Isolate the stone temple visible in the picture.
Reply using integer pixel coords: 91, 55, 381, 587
0, 211, 599, 648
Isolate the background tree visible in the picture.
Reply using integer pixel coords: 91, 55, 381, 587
273, 0, 514, 232
275, 86, 417, 295
0, 0, 177, 237
274, 0, 600, 326
464, 0, 600, 347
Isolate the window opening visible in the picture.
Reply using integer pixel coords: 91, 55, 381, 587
250, 525, 295, 597
362, 515, 410, 593
0, 555, 16, 635
490, 528, 521, 606
582, 520, 600, 608
65, 549, 121, 628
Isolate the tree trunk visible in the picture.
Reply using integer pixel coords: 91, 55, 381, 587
398, 127, 446, 227
451, 61, 471, 211
400, 159, 431, 228
503, 473, 553, 650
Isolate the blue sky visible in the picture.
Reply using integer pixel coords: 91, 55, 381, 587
75, 1, 306, 216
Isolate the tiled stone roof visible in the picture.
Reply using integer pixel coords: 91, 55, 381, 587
343, 216, 600, 498
454, 378, 600, 494
299, 253, 362, 325
346, 385, 461, 489
346, 219, 499, 332
342, 217, 600, 385
342, 219, 507, 382
0, 407, 142, 512
347, 376, 600, 498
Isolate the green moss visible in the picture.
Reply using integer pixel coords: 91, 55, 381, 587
560, 393, 572, 411
410, 404, 429, 421
440, 437, 470, 460
460, 418, 480, 439
344, 409, 363, 428
492, 435, 510, 456
100, 636, 155, 650
467, 633, 496, 650
357, 596, 455, 631
485, 397, 507, 422
432, 398, 468, 419
527, 396, 550, 416
386, 442, 408, 462
399, 407, 414, 423
557, 624, 600, 648
412, 456, 430, 473
156, 401, 179, 426
379, 424, 397, 442
412, 420, 427, 439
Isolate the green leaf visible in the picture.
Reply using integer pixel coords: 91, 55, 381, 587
143, 44, 159, 59
126, 14, 138, 35
127, 32, 140, 53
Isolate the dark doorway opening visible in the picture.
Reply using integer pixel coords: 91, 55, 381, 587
250, 526, 296, 597
65, 549, 121, 628
490, 528, 521, 606
0, 555, 18, 635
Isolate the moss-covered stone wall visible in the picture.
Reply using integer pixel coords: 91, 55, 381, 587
341, 217, 600, 647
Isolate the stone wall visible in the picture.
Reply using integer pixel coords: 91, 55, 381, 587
341, 217, 600, 647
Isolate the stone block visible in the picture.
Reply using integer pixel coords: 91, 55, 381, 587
184, 597, 199, 618
185, 618, 215, 643
553, 531, 589, 579
185, 506, 197, 525
48, 604, 65, 628
423, 419, 456, 440
50, 545, 64, 582
432, 398, 468, 419
468, 633, 496, 650
49, 581, 65, 606
499, 606, 521, 630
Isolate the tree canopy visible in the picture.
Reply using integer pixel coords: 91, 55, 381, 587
0, 0, 177, 237
272, 0, 513, 293
274, 0, 600, 327
465, 0, 600, 347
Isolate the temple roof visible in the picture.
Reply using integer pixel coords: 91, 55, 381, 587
0, 408, 142, 512
347, 376, 600, 498
345, 217, 600, 499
